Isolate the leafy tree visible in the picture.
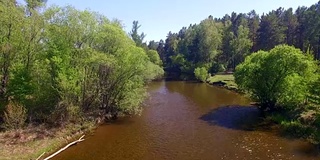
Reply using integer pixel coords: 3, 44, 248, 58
309, 76, 320, 105
164, 32, 179, 71
164, 17, 223, 76
0, 0, 25, 101
170, 54, 192, 73
0, 3, 164, 126
229, 25, 253, 69
219, 19, 233, 70
235, 45, 317, 111
147, 50, 162, 66
197, 18, 223, 67
194, 67, 208, 82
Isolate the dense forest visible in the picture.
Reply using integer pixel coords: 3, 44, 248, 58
150, 2, 320, 78
144, 2, 320, 144
0, 0, 163, 130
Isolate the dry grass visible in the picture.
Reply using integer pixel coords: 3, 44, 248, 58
0, 122, 95, 160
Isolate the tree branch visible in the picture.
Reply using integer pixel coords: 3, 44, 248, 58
43, 135, 85, 160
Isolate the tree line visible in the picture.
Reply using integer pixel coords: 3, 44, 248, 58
149, 2, 320, 78
0, 0, 163, 130
146, 1, 320, 144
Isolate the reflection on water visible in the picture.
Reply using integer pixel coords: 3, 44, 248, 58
54, 81, 319, 160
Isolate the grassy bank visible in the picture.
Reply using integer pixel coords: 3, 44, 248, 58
206, 74, 238, 91
0, 122, 95, 160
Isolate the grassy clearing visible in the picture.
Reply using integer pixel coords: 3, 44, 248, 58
0, 122, 95, 160
206, 74, 238, 90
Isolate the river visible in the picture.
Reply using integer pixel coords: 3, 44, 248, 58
54, 81, 319, 160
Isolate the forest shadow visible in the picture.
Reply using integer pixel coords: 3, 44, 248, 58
200, 105, 263, 131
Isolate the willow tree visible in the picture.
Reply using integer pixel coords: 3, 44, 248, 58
235, 45, 317, 111
0, 4, 164, 126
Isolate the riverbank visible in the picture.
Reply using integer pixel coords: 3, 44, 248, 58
206, 74, 240, 92
0, 122, 95, 160
206, 74, 320, 146
51, 81, 320, 160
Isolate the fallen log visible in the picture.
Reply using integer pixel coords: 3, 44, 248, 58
43, 135, 85, 160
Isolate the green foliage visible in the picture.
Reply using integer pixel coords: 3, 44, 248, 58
197, 18, 223, 66
194, 67, 208, 82
147, 50, 162, 66
143, 61, 164, 81
235, 45, 317, 111
229, 25, 253, 69
280, 120, 313, 138
161, 17, 224, 77
0, 3, 164, 127
308, 76, 320, 105
7, 67, 34, 104
159, 2, 320, 81
269, 109, 320, 144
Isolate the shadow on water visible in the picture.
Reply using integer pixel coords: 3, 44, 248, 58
200, 105, 263, 131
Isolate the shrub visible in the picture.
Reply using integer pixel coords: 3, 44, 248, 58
194, 67, 208, 82
3, 102, 27, 130
235, 45, 317, 111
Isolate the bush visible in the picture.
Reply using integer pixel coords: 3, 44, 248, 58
3, 102, 27, 130
194, 67, 208, 82
235, 45, 317, 111
147, 50, 162, 66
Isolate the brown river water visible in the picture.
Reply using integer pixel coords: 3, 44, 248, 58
54, 81, 319, 160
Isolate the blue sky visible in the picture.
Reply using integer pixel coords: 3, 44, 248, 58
40, 0, 319, 42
